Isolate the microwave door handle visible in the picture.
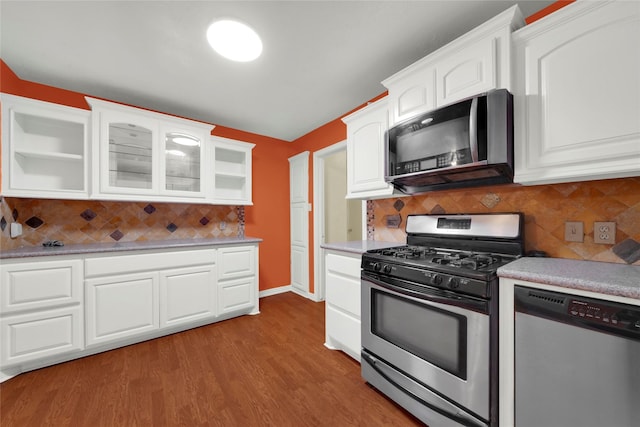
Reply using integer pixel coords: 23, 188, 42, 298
469, 97, 479, 163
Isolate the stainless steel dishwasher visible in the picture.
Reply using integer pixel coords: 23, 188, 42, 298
514, 286, 640, 427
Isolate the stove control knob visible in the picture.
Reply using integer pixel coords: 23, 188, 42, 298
447, 277, 460, 289
372, 262, 381, 272
431, 274, 443, 285
383, 264, 392, 274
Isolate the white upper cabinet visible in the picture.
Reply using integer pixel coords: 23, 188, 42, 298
86, 97, 213, 202
211, 136, 255, 205
383, 5, 524, 126
1, 94, 90, 199
342, 98, 396, 199
513, 0, 640, 185
434, 35, 497, 107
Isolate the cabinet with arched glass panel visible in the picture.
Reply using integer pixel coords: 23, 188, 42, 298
87, 97, 213, 202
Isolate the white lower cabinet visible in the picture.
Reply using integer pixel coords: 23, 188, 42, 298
324, 250, 362, 361
0, 258, 84, 368
217, 245, 259, 316
0, 243, 259, 381
85, 272, 159, 346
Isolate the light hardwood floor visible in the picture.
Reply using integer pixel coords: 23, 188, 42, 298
0, 292, 423, 426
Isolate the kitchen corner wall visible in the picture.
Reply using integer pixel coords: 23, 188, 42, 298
370, 177, 640, 265
0, 197, 243, 250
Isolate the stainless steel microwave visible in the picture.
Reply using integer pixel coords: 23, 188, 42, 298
385, 89, 514, 194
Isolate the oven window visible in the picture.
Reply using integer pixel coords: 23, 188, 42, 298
372, 289, 467, 379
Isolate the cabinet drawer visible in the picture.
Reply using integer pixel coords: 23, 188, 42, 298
1, 305, 83, 366
85, 249, 216, 277
326, 253, 361, 279
218, 277, 255, 315
218, 246, 255, 280
1, 259, 83, 314
326, 305, 361, 360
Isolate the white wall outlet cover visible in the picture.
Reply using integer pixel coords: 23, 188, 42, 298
594, 221, 616, 244
10, 222, 23, 238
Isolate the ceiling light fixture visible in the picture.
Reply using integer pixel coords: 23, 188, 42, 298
206, 19, 263, 62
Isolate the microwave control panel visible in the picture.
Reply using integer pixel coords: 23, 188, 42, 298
394, 148, 471, 175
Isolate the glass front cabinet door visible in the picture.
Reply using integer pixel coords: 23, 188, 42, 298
87, 97, 213, 202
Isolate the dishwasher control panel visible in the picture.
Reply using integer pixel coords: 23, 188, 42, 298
569, 299, 640, 330
516, 287, 640, 338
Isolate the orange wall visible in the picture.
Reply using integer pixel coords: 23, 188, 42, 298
525, 0, 575, 24
0, 60, 293, 292
289, 93, 388, 293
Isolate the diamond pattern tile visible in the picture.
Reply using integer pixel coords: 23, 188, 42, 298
1, 198, 244, 250
372, 178, 640, 265
25, 216, 44, 228
80, 209, 97, 221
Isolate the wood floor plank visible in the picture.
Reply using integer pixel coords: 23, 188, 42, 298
0, 292, 423, 426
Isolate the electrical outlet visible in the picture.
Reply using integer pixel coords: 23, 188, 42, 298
565, 221, 584, 242
594, 221, 616, 244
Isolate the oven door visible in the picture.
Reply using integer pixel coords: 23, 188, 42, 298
361, 271, 490, 426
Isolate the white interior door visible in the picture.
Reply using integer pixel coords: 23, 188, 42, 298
289, 152, 310, 297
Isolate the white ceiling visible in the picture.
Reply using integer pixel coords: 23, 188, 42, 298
0, 1, 554, 141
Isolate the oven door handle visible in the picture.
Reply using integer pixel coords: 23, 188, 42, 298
362, 272, 489, 314
362, 351, 487, 427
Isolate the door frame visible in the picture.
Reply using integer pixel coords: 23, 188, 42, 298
313, 140, 357, 302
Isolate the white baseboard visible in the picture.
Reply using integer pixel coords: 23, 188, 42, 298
259, 285, 292, 298
259, 285, 322, 302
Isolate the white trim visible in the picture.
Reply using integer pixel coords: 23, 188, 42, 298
312, 140, 347, 302
290, 286, 315, 301
258, 285, 292, 298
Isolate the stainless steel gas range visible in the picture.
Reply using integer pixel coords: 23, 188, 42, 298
361, 213, 524, 427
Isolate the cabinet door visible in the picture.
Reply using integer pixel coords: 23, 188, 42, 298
85, 272, 159, 346
386, 65, 436, 125
0, 94, 89, 199
160, 124, 208, 198
513, 1, 640, 184
98, 109, 158, 195
1, 306, 83, 367
159, 265, 216, 328
435, 36, 497, 106
344, 98, 395, 199
218, 276, 255, 315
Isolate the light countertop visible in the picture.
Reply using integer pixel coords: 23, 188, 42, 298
0, 237, 262, 259
498, 257, 640, 300
320, 240, 401, 255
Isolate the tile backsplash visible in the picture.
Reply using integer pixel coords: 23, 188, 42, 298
370, 177, 640, 265
0, 198, 243, 250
